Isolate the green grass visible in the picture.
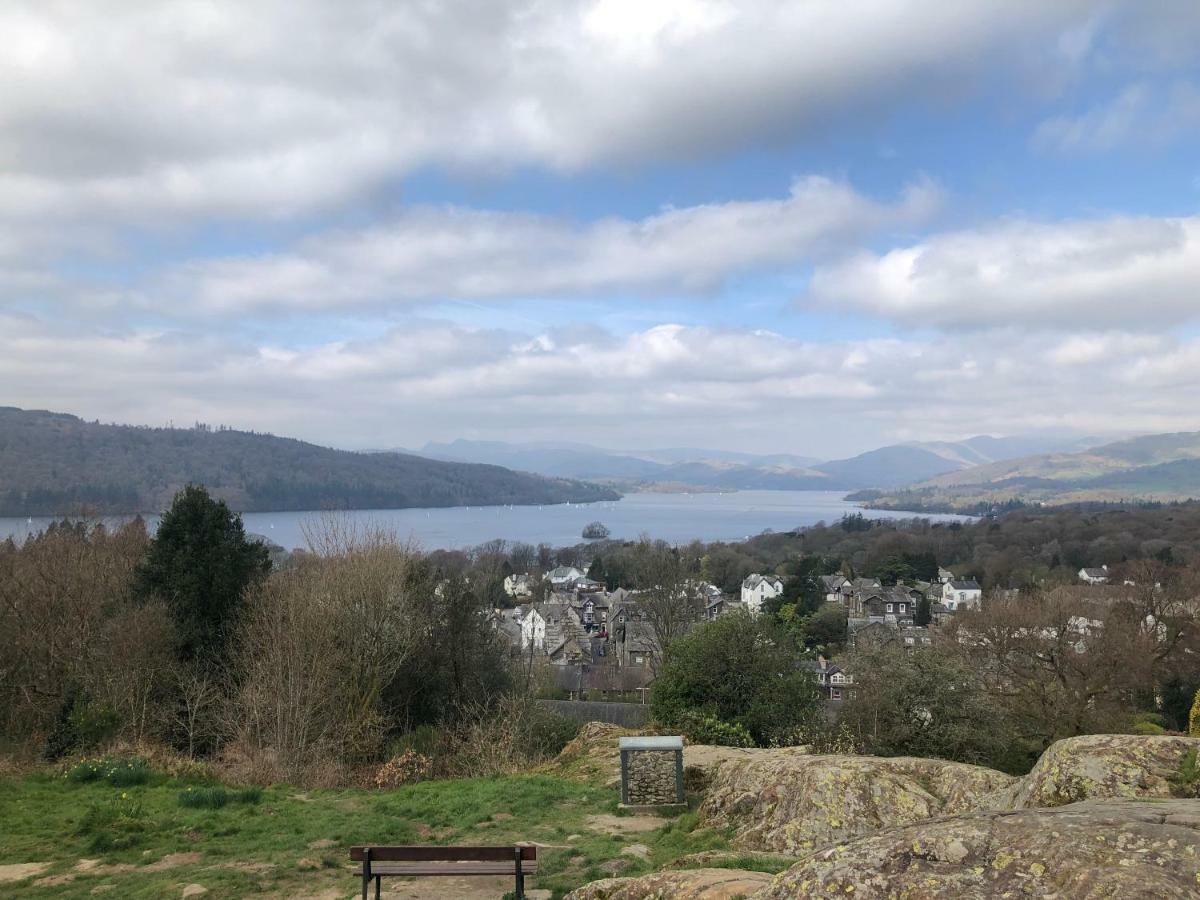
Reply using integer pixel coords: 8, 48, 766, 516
0, 766, 731, 899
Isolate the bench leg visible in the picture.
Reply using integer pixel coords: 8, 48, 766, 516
374, 874, 381, 900
515, 866, 525, 900
361, 873, 368, 900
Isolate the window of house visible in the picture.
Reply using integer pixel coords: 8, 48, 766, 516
899, 603, 907, 613
830, 689, 842, 700
848, 691, 857, 700
886, 603, 893, 612
831, 673, 844, 684
905, 636, 914, 644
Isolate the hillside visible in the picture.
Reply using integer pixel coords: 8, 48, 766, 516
417, 435, 1087, 493
858, 431, 1200, 511
0, 408, 619, 516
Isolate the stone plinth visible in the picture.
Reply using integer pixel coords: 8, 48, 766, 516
619, 736, 685, 812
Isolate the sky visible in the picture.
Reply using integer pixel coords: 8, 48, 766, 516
4, 0, 1200, 458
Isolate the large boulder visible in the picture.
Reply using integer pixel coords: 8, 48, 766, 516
700, 752, 1016, 854
987, 733, 1200, 809
759, 799, 1200, 899
564, 867, 774, 899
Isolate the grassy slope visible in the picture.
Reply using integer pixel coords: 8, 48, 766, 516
0, 769, 732, 899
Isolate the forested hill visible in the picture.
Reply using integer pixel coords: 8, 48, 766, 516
0, 407, 620, 516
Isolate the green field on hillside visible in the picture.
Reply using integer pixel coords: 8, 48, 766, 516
0, 758, 736, 899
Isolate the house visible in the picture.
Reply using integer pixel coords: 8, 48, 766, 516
821, 574, 849, 604
942, 579, 982, 611
613, 619, 659, 668
503, 573, 532, 598
862, 585, 921, 624
574, 594, 609, 632
1078, 566, 1109, 585
705, 594, 745, 620
517, 606, 547, 651
801, 656, 856, 703
741, 574, 784, 614
546, 566, 585, 588
937, 567, 955, 584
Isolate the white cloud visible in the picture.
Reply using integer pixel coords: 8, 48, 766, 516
0, 0, 1099, 231
807, 215, 1200, 329
162, 177, 939, 312
5, 313, 1200, 454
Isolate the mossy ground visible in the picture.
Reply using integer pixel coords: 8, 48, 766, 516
0, 765, 738, 898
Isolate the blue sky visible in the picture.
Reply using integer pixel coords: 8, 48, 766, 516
3, 1, 1200, 457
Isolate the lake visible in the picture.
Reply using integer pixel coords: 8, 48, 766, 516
0, 490, 970, 551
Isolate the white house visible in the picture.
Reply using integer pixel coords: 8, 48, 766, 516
503, 573, 532, 598
741, 574, 784, 614
1078, 565, 1109, 585
942, 579, 982, 611
518, 606, 547, 651
545, 566, 585, 588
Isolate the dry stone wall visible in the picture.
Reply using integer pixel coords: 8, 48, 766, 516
625, 750, 678, 806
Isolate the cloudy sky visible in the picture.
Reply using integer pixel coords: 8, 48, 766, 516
5, 0, 1200, 457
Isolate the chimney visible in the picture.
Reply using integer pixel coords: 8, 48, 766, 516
817, 654, 827, 671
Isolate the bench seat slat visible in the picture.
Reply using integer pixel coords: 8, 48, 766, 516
350, 845, 536, 862
354, 862, 538, 877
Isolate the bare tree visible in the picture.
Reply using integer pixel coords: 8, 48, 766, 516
628, 537, 705, 671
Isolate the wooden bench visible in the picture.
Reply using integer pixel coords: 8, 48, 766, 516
349, 845, 538, 899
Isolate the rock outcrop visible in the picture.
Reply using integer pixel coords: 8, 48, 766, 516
700, 752, 1016, 853
543, 723, 641, 787
543, 722, 807, 791
759, 799, 1200, 899
985, 733, 1200, 809
564, 867, 774, 899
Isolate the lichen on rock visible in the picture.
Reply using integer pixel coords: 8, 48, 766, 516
985, 733, 1200, 809
699, 752, 1016, 853
759, 799, 1200, 899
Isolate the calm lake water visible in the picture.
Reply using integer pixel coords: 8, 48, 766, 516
0, 490, 970, 551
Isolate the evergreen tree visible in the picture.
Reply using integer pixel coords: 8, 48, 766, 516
914, 595, 933, 626
137, 485, 270, 666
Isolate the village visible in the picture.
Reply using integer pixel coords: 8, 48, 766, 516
491, 561, 989, 706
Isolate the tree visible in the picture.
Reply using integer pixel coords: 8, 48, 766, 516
652, 611, 818, 746
582, 521, 610, 540
138, 485, 270, 666
946, 588, 1153, 749
914, 596, 932, 626
840, 646, 1016, 770
628, 538, 704, 669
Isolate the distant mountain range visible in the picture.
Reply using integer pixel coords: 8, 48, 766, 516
0, 408, 618, 517
855, 432, 1200, 511
414, 435, 1096, 492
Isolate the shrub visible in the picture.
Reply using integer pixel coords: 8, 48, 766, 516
77, 796, 149, 852
178, 784, 264, 808
674, 711, 754, 748
44, 690, 122, 760
652, 612, 818, 746
1133, 721, 1167, 735
373, 750, 434, 789
1171, 748, 1200, 798
67, 755, 152, 787
519, 709, 581, 758
1190, 689, 1200, 737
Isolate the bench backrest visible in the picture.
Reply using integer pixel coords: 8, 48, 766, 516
349, 846, 537, 862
